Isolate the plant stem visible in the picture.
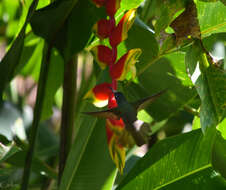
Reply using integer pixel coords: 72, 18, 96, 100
58, 55, 77, 184
20, 44, 52, 190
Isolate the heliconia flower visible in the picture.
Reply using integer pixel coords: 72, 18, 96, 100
106, 0, 121, 17
91, 0, 106, 7
93, 19, 113, 39
110, 48, 142, 81
91, 45, 113, 69
109, 9, 136, 47
106, 121, 126, 173
84, 83, 112, 107
108, 91, 117, 108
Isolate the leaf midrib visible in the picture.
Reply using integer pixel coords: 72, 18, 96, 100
154, 164, 212, 190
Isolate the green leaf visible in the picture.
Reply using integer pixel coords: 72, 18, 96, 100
0, 26, 26, 96
120, 0, 145, 11
0, 168, 21, 188
19, 33, 44, 81
212, 131, 226, 179
125, 18, 159, 73
204, 65, 226, 121
30, 0, 105, 61
116, 129, 226, 190
192, 116, 201, 130
41, 49, 64, 120
0, 0, 39, 97
35, 124, 59, 158
185, 42, 226, 131
60, 106, 116, 190
0, 102, 26, 141
6, 150, 57, 179
141, 0, 190, 34
196, 1, 226, 37
121, 51, 196, 121
218, 119, 226, 139
0, 142, 20, 164
202, 32, 226, 55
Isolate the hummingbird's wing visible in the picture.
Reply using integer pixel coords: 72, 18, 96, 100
132, 89, 167, 112
83, 108, 121, 120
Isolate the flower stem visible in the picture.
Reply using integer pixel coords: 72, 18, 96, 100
58, 55, 77, 184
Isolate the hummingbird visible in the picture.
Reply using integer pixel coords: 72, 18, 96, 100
84, 89, 166, 146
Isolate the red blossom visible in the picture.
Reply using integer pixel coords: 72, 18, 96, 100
110, 48, 142, 81
93, 19, 113, 39
84, 83, 112, 107
109, 9, 136, 46
106, 0, 121, 17
91, 45, 113, 69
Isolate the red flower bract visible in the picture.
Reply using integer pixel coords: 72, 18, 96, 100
110, 48, 142, 81
109, 9, 136, 46
93, 19, 113, 39
91, 45, 112, 69
106, 0, 121, 17
93, 83, 112, 100
84, 83, 112, 107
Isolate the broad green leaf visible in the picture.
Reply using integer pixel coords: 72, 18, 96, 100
199, 0, 222, 2
0, 102, 26, 141
60, 105, 116, 190
16, 32, 43, 79
185, 42, 226, 131
116, 129, 226, 190
0, 142, 20, 164
212, 131, 226, 179
125, 18, 159, 73
120, 0, 144, 11
162, 111, 193, 136
0, 167, 22, 189
6, 150, 57, 179
30, 0, 105, 61
40, 49, 64, 120
0, 0, 39, 98
21, 44, 63, 121
192, 116, 201, 130
218, 119, 226, 139
204, 65, 226, 121
0, 26, 26, 97
35, 124, 59, 158
120, 51, 196, 121
20, 37, 44, 81
202, 32, 226, 55
19, 35, 64, 120
196, 1, 226, 37
141, 0, 190, 34
160, 167, 226, 190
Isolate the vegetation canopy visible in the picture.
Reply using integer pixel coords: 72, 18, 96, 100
0, 0, 226, 189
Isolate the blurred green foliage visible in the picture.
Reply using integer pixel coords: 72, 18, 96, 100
0, 0, 225, 189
